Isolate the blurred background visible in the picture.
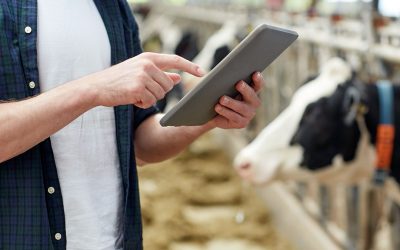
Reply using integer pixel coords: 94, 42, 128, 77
127, 1, 400, 249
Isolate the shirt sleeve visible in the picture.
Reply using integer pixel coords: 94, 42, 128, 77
133, 106, 160, 130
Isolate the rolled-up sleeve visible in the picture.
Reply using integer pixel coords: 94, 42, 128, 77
133, 106, 159, 130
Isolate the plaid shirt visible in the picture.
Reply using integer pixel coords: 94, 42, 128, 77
0, 1, 158, 249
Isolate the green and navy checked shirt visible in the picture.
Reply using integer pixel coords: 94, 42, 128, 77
0, 1, 158, 249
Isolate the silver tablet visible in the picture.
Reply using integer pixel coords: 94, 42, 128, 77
160, 24, 298, 127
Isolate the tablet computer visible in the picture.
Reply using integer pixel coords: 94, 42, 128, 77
160, 24, 298, 127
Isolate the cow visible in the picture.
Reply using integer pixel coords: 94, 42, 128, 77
234, 56, 400, 189
233, 57, 356, 184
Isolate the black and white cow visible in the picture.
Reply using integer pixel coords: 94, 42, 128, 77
235, 56, 400, 187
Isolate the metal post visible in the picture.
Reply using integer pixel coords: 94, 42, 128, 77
346, 185, 360, 250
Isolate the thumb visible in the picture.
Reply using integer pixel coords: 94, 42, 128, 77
166, 72, 181, 85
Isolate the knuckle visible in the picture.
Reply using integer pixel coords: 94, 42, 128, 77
236, 102, 247, 113
136, 73, 148, 83
158, 91, 166, 100
132, 84, 145, 94
172, 55, 181, 64
151, 96, 157, 104
166, 75, 174, 85
141, 52, 153, 59
216, 105, 224, 114
141, 61, 155, 71
137, 53, 147, 60
163, 78, 174, 90
144, 98, 156, 108
232, 115, 241, 124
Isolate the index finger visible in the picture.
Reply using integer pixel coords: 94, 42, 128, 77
144, 53, 205, 77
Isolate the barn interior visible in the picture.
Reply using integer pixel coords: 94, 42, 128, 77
128, 0, 400, 250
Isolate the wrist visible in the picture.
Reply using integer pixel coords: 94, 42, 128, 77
70, 75, 100, 109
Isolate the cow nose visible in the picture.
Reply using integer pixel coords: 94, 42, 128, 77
236, 162, 253, 180
239, 163, 251, 170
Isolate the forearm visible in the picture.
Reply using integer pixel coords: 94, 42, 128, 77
134, 114, 215, 164
0, 77, 97, 163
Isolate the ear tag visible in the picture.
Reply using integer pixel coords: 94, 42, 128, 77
343, 87, 361, 126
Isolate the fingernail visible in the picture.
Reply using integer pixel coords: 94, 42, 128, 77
197, 67, 206, 76
221, 97, 228, 105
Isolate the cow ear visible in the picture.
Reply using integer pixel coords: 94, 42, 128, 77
342, 86, 362, 126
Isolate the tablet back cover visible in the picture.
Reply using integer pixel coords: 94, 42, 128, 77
160, 24, 298, 126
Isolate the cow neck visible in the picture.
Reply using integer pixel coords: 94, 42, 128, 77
373, 81, 396, 185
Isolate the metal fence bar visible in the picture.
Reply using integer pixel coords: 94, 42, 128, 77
320, 185, 330, 229
346, 186, 360, 250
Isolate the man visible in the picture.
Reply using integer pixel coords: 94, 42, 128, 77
0, 0, 264, 250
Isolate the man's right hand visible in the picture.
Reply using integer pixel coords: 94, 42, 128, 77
91, 52, 205, 109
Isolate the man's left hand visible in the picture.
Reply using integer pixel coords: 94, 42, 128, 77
208, 72, 264, 129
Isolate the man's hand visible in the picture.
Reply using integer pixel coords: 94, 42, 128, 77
209, 72, 264, 129
92, 52, 205, 108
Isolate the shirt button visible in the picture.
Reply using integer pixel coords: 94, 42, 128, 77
55, 233, 62, 241
28, 81, 36, 89
24, 26, 32, 34
47, 187, 55, 194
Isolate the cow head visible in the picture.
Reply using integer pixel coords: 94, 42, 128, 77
233, 58, 354, 185
291, 81, 364, 170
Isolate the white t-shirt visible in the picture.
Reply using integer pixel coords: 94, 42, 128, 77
37, 1, 124, 249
